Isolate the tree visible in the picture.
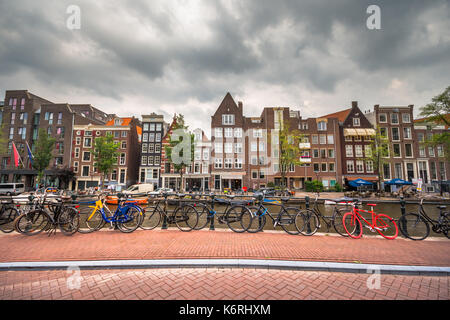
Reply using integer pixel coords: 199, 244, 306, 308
364, 126, 390, 192
277, 118, 304, 192
93, 133, 120, 189
0, 124, 8, 155
32, 128, 56, 186
164, 114, 194, 192
419, 86, 450, 161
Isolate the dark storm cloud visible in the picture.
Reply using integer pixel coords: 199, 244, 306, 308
0, 0, 449, 128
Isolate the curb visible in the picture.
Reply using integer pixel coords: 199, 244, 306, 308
0, 259, 449, 275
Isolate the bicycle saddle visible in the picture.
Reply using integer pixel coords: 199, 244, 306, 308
437, 205, 447, 210
177, 193, 186, 197
281, 197, 290, 202
226, 195, 235, 199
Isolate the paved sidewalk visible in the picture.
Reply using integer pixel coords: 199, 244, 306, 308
1, 268, 448, 300
0, 229, 449, 267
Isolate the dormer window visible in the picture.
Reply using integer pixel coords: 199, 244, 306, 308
222, 114, 234, 125
353, 118, 360, 126
317, 121, 327, 131
114, 119, 122, 126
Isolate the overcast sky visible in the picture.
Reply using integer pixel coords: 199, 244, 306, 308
1, 0, 449, 136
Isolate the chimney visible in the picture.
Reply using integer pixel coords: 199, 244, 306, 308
352, 101, 358, 108
238, 101, 243, 113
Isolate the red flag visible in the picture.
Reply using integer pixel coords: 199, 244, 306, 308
12, 142, 21, 167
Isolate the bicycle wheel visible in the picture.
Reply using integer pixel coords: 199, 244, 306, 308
226, 205, 253, 233
78, 206, 105, 233
117, 206, 143, 233
397, 213, 430, 240
193, 204, 211, 230
375, 214, 398, 239
0, 207, 19, 233
57, 207, 80, 236
246, 206, 266, 233
333, 209, 353, 237
342, 212, 362, 239
173, 204, 198, 231
140, 206, 162, 230
15, 210, 50, 236
296, 209, 319, 236
279, 207, 301, 235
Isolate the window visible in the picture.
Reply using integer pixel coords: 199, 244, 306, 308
234, 128, 242, 138
253, 129, 263, 138
251, 156, 257, 165
394, 163, 403, 179
313, 163, 320, 172
155, 144, 161, 153
224, 128, 233, 138
329, 163, 335, 172
428, 147, 435, 157
365, 145, 372, 157
405, 144, 413, 157
143, 123, 149, 131
119, 153, 126, 165
251, 171, 258, 179
391, 113, 399, 124
353, 118, 360, 126
195, 149, 201, 160
321, 163, 327, 172
234, 158, 242, 169
141, 156, 147, 166
289, 164, 295, 172
82, 151, 91, 162
73, 161, 79, 173
10, 113, 15, 125
224, 158, 233, 169
356, 161, 364, 173
417, 132, 424, 142
251, 142, 257, 152
214, 143, 223, 154
355, 145, 363, 157
259, 170, 265, 179
328, 149, 335, 158
224, 143, 233, 154
148, 156, 153, 165
317, 121, 327, 131
393, 144, 401, 157
430, 162, 437, 180
312, 135, 319, 144
366, 161, 374, 173
403, 127, 412, 139
82, 166, 90, 177
57, 112, 62, 125
391, 128, 400, 141
214, 158, 223, 169
313, 149, 319, 158
120, 169, 126, 184
320, 149, 326, 159
74, 148, 80, 158
156, 124, 162, 131
345, 135, 352, 142
379, 113, 387, 123
142, 143, 148, 153
222, 114, 235, 125
75, 137, 81, 145
148, 133, 154, 142
121, 141, 127, 149
111, 170, 117, 181
84, 138, 92, 148
419, 146, 426, 157
347, 161, 354, 173
235, 143, 242, 154
327, 135, 334, 144
259, 142, 265, 152
383, 163, 391, 179
214, 128, 222, 138
147, 144, 154, 153
402, 113, 411, 123
155, 133, 161, 142
154, 156, 160, 165
259, 156, 265, 165
439, 162, 446, 180
203, 149, 209, 160
437, 146, 444, 157
354, 136, 362, 142
149, 123, 155, 131
319, 135, 326, 144
345, 145, 353, 157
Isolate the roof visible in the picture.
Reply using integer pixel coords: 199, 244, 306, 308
320, 108, 351, 122
105, 117, 133, 126
414, 114, 450, 129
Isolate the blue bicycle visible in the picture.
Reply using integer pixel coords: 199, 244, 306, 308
78, 193, 143, 233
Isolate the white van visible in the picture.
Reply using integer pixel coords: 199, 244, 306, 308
0, 183, 25, 196
123, 183, 154, 195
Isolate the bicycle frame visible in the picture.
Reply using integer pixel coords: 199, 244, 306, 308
349, 204, 384, 231
87, 198, 142, 224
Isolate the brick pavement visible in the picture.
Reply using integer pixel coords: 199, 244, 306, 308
0, 229, 449, 267
0, 268, 448, 300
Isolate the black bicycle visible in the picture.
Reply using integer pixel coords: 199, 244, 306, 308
398, 198, 449, 240
0, 199, 20, 233
295, 196, 352, 236
140, 193, 199, 231
246, 195, 302, 235
14, 191, 80, 236
191, 194, 254, 233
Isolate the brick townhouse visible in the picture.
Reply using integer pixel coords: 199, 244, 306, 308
0, 90, 111, 189
139, 113, 167, 188
185, 128, 211, 191
70, 116, 141, 191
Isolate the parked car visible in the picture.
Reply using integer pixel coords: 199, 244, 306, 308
0, 183, 25, 196
148, 188, 174, 196
123, 184, 155, 195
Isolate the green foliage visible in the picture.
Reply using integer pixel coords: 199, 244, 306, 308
93, 133, 120, 187
0, 124, 7, 155
363, 126, 390, 191
334, 182, 342, 192
305, 180, 323, 192
32, 128, 56, 184
267, 181, 275, 188
419, 86, 450, 161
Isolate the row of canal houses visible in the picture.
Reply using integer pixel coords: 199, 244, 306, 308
0, 90, 449, 193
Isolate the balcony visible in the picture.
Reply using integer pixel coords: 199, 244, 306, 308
300, 156, 311, 163
299, 143, 311, 149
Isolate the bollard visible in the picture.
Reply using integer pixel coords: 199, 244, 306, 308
305, 196, 311, 234
399, 196, 407, 235
354, 201, 360, 235
209, 194, 215, 231
161, 194, 168, 230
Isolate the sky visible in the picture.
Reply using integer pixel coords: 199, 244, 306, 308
1, 0, 449, 136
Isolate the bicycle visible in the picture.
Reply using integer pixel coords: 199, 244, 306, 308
342, 200, 398, 239
139, 193, 199, 231
398, 198, 449, 240
295, 195, 352, 236
246, 194, 303, 235
0, 198, 20, 233
191, 194, 254, 233
78, 193, 143, 233
14, 190, 80, 236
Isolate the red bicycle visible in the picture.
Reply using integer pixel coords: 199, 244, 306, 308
342, 201, 398, 239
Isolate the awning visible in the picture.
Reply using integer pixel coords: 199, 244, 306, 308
344, 128, 376, 136
346, 176, 379, 181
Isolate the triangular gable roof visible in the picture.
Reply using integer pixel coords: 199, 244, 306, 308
212, 92, 241, 118
320, 108, 351, 122
105, 117, 132, 126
